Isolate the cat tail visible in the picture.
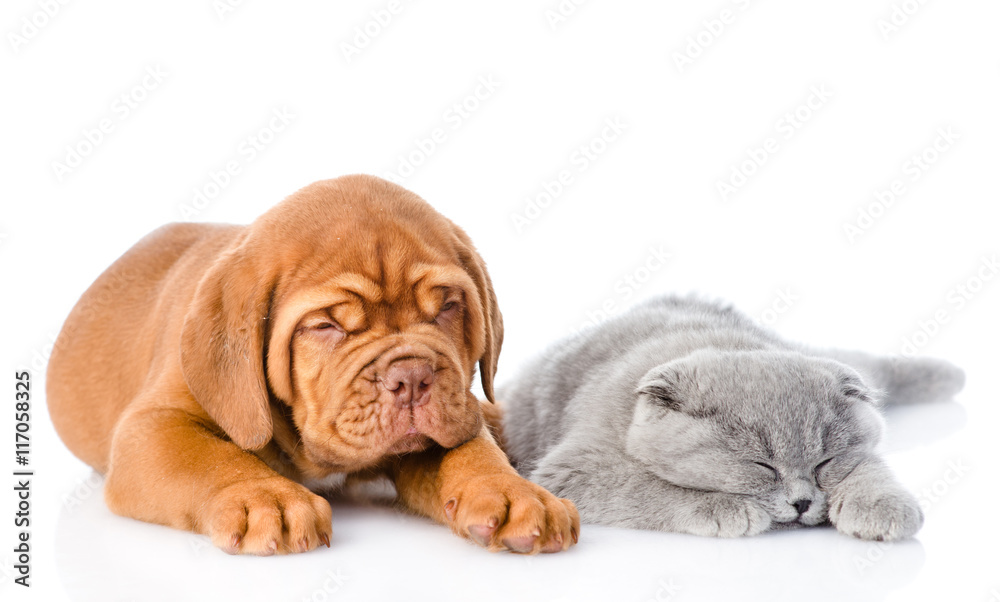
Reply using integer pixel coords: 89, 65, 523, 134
811, 348, 966, 406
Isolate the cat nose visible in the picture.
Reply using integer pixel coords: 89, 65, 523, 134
792, 498, 812, 516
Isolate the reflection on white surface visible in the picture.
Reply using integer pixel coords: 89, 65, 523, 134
55, 461, 931, 601
56, 490, 927, 602
880, 401, 966, 453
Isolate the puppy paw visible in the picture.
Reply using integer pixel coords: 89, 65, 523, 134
442, 473, 580, 554
205, 476, 333, 555
829, 488, 923, 541
685, 493, 771, 537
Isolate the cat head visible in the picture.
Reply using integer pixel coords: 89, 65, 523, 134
625, 349, 885, 526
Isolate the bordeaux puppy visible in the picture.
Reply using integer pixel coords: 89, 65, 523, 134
47, 175, 578, 555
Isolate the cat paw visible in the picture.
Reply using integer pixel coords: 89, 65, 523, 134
686, 493, 771, 537
829, 489, 923, 541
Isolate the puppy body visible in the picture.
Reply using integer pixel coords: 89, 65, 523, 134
49, 221, 236, 473
47, 175, 578, 555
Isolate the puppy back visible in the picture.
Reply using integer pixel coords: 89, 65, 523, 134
47, 222, 242, 471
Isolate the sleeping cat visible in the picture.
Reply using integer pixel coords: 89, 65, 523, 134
500, 296, 965, 541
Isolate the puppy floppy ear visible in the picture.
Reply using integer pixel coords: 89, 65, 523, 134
455, 234, 503, 403
180, 237, 274, 450
478, 270, 503, 403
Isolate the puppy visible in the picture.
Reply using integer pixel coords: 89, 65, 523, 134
47, 175, 578, 555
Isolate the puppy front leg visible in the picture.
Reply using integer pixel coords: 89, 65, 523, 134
391, 427, 579, 554
104, 402, 332, 555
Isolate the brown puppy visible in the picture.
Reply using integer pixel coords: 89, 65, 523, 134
47, 175, 578, 555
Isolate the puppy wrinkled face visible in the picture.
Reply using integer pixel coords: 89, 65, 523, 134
626, 350, 885, 528
280, 266, 484, 474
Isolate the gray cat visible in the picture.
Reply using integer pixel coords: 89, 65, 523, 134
500, 296, 965, 541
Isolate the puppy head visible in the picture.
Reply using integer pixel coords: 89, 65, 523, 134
180, 175, 502, 472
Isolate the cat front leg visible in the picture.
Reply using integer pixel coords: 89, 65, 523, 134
529, 445, 771, 537
666, 489, 773, 537
827, 455, 923, 541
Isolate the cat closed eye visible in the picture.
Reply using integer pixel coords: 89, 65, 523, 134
754, 461, 779, 478
813, 457, 837, 488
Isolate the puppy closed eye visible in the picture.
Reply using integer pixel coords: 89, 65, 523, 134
297, 316, 346, 343
434, 297, 462, 325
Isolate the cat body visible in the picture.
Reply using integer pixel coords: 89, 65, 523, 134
501, 296, 965, 540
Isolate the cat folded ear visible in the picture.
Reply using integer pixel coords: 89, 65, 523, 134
837, 367, 881, 405
635, 363, 688, 411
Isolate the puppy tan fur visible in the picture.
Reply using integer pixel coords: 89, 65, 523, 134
47, 175, 578, 555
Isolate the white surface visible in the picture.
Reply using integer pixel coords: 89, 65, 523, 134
1, 1, 999, 601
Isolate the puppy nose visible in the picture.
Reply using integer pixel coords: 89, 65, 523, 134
792, 498, 812, 516
383, 359, 434, 408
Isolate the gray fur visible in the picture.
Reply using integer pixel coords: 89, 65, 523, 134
501, 296, 964, 540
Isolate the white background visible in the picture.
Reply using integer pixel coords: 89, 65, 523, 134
2, 1, 999, 601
